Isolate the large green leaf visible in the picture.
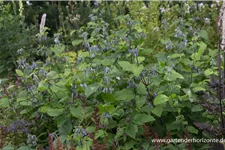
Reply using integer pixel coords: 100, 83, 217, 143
198, 30, 208, 41
118, 61, 144, 77
39, 105, 50, 113
17, 146, 30, 150
95, 130, 106, 139
188, 126, 198, 134
118, 61, 133, 72
136, 96, 146, 109
38, 81, 48, 92
165, 70, 184, 81
125, 124, 138, 139
132, 65, 144, 77
137, 56, 145, 63
133, 114, 155, 125
151, 105, 164, 117
59, 120, 72, 136
2, 145, 14, 150
70, 106, 83, 118
47, 108, 64, 117
47, 71, 58, 79
154, 94, 169, 105
191, 105, 203, 112
169, 53, 185, 59
51, 44, 65, 55
115, 128, 125, 139
139, 48, 153, 55
192, 86, 206, 92
72, 39, 82, 46
15, 69, 24, 77
204, 68, 214, 76
114, 89, 135, 101
101, 93, 115, 103
0, 98, 9, 107
137, 82, 147, 95
98, 104, 114, 112
166, 121, 183, 131
101, 59, 115, 66
191, 42, 206, 61
85, 84, 100, 98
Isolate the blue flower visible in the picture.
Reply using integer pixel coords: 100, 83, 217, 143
94, 2, 99, 6
183, 38, 188, 46
80, 83, 87, 89
105, 67, 110, 74
81, 129, 87, 137
128, 48, 139, 57
102, 87, 108, 93
127, 20, 134, 26
127, 80, 137, 89
166, 41, 172, 50
104, 76, 109, 85
105, 112, 110, 118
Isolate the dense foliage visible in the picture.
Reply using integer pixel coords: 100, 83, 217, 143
0, 1, 224, 150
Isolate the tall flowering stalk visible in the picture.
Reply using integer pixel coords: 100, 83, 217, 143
11, 0, 17, 15
40, 13, 47, 33
19, 0, 24, 24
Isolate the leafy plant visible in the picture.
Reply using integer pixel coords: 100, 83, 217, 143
0, 1, 224, 150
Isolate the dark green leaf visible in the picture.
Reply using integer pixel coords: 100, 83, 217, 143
125, 124, 138, 139
191, 105, 203, 112
136, 96, 146, 109
70, 106, 83, 118
59, 120, 72, 136
101, 93, 115, 103
114, 89, 135, 101
0, 98, 9, 108
137, 82, 147, 95
17, 146, 30, 150
198, 30, 208, 41
151, 105, 164, 117
188, 126, 198, 134
133, 114, 155, 125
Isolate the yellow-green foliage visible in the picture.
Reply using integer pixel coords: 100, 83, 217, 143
127, 2, 161, 49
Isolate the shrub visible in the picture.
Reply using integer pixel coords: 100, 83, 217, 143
0, 1, 223, 150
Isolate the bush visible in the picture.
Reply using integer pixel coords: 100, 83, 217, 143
0, 1, 223, 150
